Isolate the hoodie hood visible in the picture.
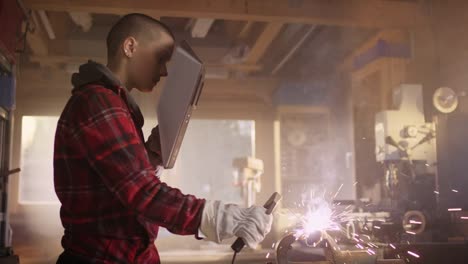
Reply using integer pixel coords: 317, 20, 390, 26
71, 60, 122, 89
71, 60, 145, 130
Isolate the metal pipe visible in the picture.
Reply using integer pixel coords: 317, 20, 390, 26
272, 25, 316, 75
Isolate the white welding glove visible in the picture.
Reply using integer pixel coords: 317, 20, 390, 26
199, 200, 273, 249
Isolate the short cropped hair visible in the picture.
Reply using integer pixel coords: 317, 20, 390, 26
106, 13, 174, 59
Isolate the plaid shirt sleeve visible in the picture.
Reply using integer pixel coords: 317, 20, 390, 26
66, 87, 205, 235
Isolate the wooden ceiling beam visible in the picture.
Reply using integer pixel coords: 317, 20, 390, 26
47, 11, 73, 39
23, 0, 429, 29
191, 18, 215, 38
28, 55, 263, 73
339, 30, 410, 71
17, 67, 278, 103
238, 21, 254, 39
226, 22, 283, 73
27, 11, 49, 57
244, 22, 283, 66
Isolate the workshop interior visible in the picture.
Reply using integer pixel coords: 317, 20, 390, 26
1, 0, 468, 263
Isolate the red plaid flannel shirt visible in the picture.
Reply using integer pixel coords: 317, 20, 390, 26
54, 84, 205, 263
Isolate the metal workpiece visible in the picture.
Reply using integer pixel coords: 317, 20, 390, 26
276, 233, 330, 264
275, 232, 406, 264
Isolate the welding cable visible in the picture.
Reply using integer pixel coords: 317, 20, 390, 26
231, 251, 237, 264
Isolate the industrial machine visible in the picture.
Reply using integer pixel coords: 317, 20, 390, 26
343, 84, 467, 263
274, 84, 468, 264
373, 84, 438, 239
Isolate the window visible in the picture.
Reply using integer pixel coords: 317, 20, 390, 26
19, 116, 255, 205
143, 119, 255, 204
20, 116, 59, 204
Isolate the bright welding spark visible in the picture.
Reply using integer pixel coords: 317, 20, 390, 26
452, 189, 459, 193
434, 191, 440, 194
461, 217, 468, 220
368, 242, 378, 248
293, 196, 342, 237
367, 249, 376, 255
300, 205, 333, 234
448, 208, 462, 212
408, 251, 420, 258
390, 244, 396, 249
333, 184, 344, 199
265, 253, 270, 258
406, 231, 416, 235
409, 220, 422, 225
289, 187, 355, 245
374, 226, 381, 229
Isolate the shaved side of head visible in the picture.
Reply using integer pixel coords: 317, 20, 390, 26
106, 13, 174, 60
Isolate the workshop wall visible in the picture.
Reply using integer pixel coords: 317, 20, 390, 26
430, 0, 468, 96
273, 78, 356, 205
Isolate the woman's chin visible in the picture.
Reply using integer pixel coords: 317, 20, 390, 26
136, 86, 155, 93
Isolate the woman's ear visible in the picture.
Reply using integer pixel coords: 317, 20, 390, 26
123, 37, 138, 58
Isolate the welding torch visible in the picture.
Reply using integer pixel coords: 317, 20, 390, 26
231, 192, 282, 257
